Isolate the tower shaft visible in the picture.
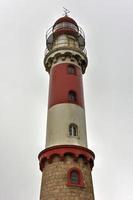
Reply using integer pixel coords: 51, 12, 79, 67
39, 15, 95, 200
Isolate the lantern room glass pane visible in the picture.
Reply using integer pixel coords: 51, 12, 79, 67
53, 22, 78, 32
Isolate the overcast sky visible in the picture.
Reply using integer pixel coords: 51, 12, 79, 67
0, 0, 133, 199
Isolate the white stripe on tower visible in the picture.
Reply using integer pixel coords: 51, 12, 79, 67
46, 103, 87, 148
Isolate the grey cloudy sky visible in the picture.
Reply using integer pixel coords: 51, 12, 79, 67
0, 0, 133, 199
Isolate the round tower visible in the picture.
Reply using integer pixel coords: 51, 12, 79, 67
39, 15, 95, 200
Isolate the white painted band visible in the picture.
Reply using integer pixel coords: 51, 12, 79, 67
45, 103, 88, 148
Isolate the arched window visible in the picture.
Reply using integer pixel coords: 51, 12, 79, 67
68, 90, 77, 102
70, 171, 79, 184
67, 64, 76, 75
67, 168, 84, 187
69, 123, 78, 137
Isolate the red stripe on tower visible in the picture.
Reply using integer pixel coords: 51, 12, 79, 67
48, 63, 84, 108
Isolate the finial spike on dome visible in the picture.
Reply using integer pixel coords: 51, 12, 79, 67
63, 7, 70, 16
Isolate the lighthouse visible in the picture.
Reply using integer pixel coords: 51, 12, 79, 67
38, 14, 95, 200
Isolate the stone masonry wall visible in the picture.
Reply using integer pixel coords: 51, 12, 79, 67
40, 155, 95, 200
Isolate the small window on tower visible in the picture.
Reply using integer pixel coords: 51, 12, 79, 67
70, 171, 79, 184
67, 168, 84, 187
69, 123, 78, 137
68, 90, 77, 102
67, 64, 76, 75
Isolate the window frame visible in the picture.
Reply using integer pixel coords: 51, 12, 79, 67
67, 64, 76, 75
69, 123, 78, 137
66, 167, 84, 187
68, 90, 77, 102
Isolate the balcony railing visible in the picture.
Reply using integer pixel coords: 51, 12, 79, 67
46, 25, 85, 42
45, 24, 86, 51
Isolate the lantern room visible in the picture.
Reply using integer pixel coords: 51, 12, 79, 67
46, 16, 86, 51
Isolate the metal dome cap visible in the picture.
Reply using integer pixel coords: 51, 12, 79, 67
53, 16, 79, 29
52, 15, 79, 37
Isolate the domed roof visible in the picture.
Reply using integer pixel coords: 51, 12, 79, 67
53, 16, 78, 28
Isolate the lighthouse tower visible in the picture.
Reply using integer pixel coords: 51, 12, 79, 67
38, 14, 95, 200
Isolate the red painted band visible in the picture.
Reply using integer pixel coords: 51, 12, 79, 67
38, 145, 95, 171
48, 63, 84, 108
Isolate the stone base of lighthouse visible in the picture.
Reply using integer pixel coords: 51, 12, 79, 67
39, 145, 95, 200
